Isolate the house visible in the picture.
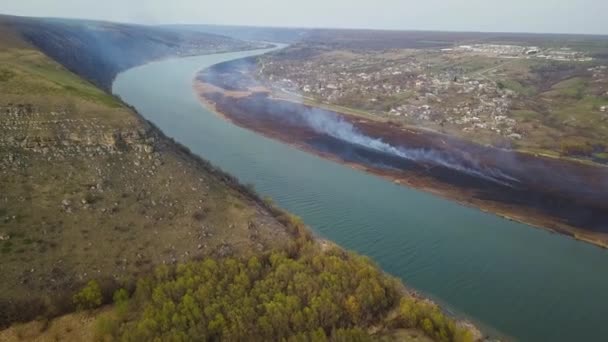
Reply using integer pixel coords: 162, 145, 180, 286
508, 133, 522, 140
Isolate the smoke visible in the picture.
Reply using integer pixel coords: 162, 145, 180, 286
300, 107, 519, 186
205, 55, 520, 187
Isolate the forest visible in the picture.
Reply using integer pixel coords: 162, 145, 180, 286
88, 231, 476, 342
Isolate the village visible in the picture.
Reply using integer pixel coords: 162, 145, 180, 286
451, 44, 593, 62
256, 43, 601, 144
257, 49, 522, 141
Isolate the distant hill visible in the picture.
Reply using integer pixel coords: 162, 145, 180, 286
173, 24, 608, 54
168, 24, 312, 44
3, 16, 266, 90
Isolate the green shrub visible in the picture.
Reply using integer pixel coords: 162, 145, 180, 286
73, 280, 103, 311
112, 288, 129, 304
113, 288, 130, 318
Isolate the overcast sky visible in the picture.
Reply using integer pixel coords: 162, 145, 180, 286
2, 0, 607, 35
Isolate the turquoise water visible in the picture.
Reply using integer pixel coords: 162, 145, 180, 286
113, 47, 608, 342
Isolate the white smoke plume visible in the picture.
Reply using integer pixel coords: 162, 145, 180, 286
301, 107, 519, 186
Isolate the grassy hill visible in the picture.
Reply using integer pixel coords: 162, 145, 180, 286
0, 15, 294, 325
0, 16, 481, 341
3, 15, 269, 90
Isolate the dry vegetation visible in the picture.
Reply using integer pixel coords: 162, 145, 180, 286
0, 22, 291, 326
0, 307, 114, 342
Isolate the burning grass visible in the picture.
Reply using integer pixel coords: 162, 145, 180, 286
195, 63, 608, 248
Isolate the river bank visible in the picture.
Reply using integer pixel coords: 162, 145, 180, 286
193, 60, 608, 249
114, 47, 608, 341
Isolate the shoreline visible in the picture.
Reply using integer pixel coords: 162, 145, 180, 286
110, 70, 488, 340
193, 79, 608, 250
185, 84, 496, 341
279, 93, 608, 169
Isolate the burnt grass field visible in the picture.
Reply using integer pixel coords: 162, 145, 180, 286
196, 58, 608, 244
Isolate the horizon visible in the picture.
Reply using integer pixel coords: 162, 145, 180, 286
2, 0, 607, 35
4, 13, 608, 38
2, 4, 608, 342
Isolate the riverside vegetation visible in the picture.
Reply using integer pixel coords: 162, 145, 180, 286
91, 231, 475, 342
0, 15, 480, 342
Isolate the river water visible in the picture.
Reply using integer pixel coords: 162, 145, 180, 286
113, 46, 608, 341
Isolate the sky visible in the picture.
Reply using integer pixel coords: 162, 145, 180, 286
2, 0, 607, 35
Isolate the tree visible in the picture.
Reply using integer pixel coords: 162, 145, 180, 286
344, 295, 361, 323
113, 288, 130, 317
73, 280, 102, 310
114, 244, 474, 342
113, 288, 129, 304
422, 318, 435, 336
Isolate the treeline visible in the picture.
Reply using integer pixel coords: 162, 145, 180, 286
92, 240, 476, 341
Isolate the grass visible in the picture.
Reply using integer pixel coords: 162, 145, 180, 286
499, 79, 537, 96
0, 48, 122, 108
0, 306, 115, 342
511, 109, 541, 122
542, 84, 608, 134
593, 152, 608, 162
458, 56, 499, 74
0, 27, 293, 327
1, 241, 13, 254
377, 329, 435, 342
548, 77, 587, 98
0, 67, 16, 81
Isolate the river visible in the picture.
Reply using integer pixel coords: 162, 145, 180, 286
113, 46, 608, 341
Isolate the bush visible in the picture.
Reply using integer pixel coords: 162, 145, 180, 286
113, 288, 129, 304
73, 280, 103, 311
113, 288, 130, 317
